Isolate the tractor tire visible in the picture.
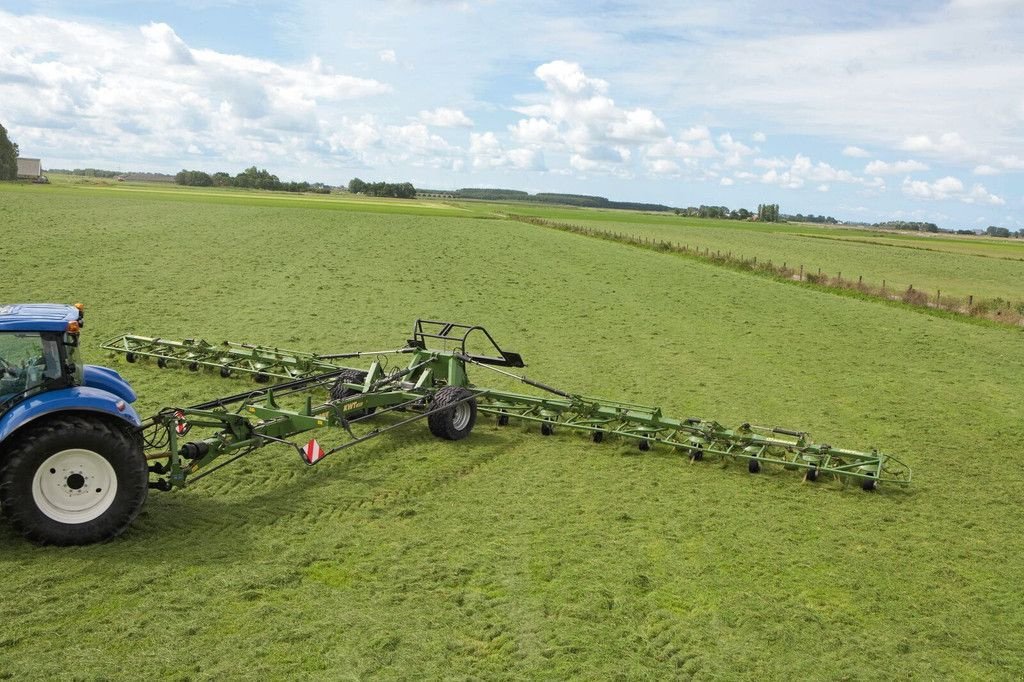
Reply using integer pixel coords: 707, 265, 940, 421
330, 370, 375, 419
0, 415, 148, 546
427, 386, 477, 441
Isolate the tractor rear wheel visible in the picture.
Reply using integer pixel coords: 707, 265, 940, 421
0, 415, 148, 545
330, 370, 374, 419
427, 386, 477, 440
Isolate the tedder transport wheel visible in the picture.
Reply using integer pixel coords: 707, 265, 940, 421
0, 415, 148, 545
330, 369, 375, 419
427, 386, 477, 441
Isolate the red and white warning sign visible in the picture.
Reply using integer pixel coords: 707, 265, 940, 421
174, 410, 190, 436
302, 438, 325, 464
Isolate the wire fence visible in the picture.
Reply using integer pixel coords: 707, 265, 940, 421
506, 214, 1024, 327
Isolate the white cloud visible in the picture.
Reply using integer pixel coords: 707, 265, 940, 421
0, 11, 392, 173
842, 146, 871, 158
864, 159, 929, 175
899, 132, 973, 157
679, 125, 711, 142
140, 22, 194, 65
509, 117, 559, 145
720, 176, 734, 186
648, 159, 680, 175
973, 164, 999, 175
747, 153, 868, 189
963, 183, 1005, 205
901, 176, 1005, 205
751, 131, 766, 142
902, 175, 964, 200
535, 59, 609, 96
469, 131, 544, 170
378, 49, 397, 64
418, 107, 473, 127
608, 108, 666, 141
817, 184, 830, 192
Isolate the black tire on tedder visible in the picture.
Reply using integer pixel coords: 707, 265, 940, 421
123, 320, 910, 495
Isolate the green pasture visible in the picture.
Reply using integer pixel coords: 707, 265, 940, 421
0, 183, 1022, 679
541, 216, 1024, 302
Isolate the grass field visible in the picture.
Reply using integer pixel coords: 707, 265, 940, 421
1, 182, 1023, 679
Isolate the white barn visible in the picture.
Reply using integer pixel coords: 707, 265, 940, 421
16, 158, 42, 178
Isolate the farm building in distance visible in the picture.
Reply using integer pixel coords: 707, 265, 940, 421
16, 157, 42, 179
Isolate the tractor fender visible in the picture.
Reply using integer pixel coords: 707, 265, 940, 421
0, 386, 142, 444
83, 365, 137, 404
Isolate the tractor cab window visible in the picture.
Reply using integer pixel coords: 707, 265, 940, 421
0, 332, 63, 403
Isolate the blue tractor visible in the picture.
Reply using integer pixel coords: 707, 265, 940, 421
0, 304, 148, 545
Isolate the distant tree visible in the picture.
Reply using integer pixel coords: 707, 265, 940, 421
348, 177, 367, 194
174, 169, 213, 187
211, 171, 232, 187
233, 166, 280, 190
986, 225, 1012, 238
0, 122, 18, 181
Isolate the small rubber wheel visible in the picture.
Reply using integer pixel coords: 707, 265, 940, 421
748, 459, 761, 474
188, 362, 199, 372
330, 370, 374, 419
0, 415, 148, 545
497, 413, 509, 427
592, 431, 604, 443
220, 366, 232, 378
861, 477, 877, 492
125, 352, 136, 363
806, 468, 819, 482
691, 449, 703, 462
541, 422, 554, 436
254, 372, 270, 384
156, 357, 167, 369
427, 386, 477, 441
638, 439, 651, 452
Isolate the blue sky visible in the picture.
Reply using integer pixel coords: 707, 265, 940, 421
1, 0, 1021, 228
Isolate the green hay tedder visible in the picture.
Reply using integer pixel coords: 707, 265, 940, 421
0, 310, 911, 546
108, 319, 910, 493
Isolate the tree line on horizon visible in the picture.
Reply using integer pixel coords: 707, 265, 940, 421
347, 178, 417, 198
175, 167, 331, 194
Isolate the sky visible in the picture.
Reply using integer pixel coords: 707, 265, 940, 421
0, 0, 1021, 229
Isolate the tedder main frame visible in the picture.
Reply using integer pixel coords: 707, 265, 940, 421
108, 320, 912, 494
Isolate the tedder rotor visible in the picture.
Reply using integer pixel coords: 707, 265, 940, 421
109, 320, 911, 497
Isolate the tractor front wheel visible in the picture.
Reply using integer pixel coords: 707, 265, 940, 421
427, 386, 477, 441
0, 415, 148, 545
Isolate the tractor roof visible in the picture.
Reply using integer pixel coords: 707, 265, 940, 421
0, 304, 80, 332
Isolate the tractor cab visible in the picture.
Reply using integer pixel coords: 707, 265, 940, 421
0, 304, 84, 415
